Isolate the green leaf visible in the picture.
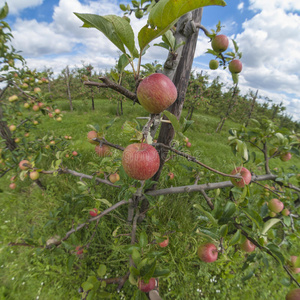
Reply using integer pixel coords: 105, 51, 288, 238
74, 13, 137, 57
228, 229, 241, 246
196, 228, 219, 240
139, 231, 148, 248
218, 202, 236, 224
133, 290, 149, 300
67, 255, 76, 272
219, 224, 228, 237
117, 54, 131, 73
243, 208, 263, 230
81, 281, 94, 292
162, 30, 176, 50
261, 218, 281, 235
132, 248, 142, 266
138, 0, 226, 51
163, 111, 181, 133
0, 2, 9, 20
152, 268, 170, 277
194, 204, 218, 226
140, 260, 156, 280
120, 4, 127, 11
153, 42, 170, 50
242, 269, 254, 282
266, 243, 285, 265
232, 73, 239, 84
97, 264, 107, 277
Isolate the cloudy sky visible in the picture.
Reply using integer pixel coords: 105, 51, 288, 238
1, 0, 299, 121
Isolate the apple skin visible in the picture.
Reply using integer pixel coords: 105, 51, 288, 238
54, 109, 61, 114
138, 278, 156, 293
89, 208, 98, 217
268, 198, 284, 213
290, 256, 300, 274
197, 243, 218, 263
122, 143, 160, 180
19, 160, 30, 170
9, 183, 16, 189
282, 208, 290, 216
280, 152, 292, 162
186, 142, 192, 148
230, 167, 251, 188
109, 173, 120, 183
240, 239, 256, 253
32, 105, 39, 112
286, 289, 300, 300
72, 151, 78, 156
211, 34, 229, 53
9, 125, 16, 132
95, 144, 111, 157
87, 131, 99, 144
209, 59, 219, 70
229, 59, 243, 74
136, 73, 177, 114
159, 237, 169, 248
8, 95, 18, 102
168, 172, 174, 180
30, 171, 39, 180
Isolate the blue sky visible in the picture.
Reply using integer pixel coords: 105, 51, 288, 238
1, 0, 300, 121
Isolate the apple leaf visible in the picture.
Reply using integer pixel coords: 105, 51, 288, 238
138, 0, 226, 52
133, 290, 149, 300
261, 218, 281, 235
194, 204, 218, 226
218, 202, 236, 225
243, 208, 263, 230
266, 243, 285, 265
228, 229, 241, 246
132, 248, 142, 266
163, 111, 181, 133
219, 224, 228, 237
139, 231, 148, 248
74, 13, 138, 58
152, 268, 170, 277
97, 264, 107, 277
81, 281, 94, 292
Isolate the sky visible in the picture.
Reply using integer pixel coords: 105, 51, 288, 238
0, 0, 299, 121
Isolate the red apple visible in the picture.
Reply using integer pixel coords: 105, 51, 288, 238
159, 237, 169, 248
197, 243, 218, 263
87, 131, 99, 144
211, 34, 229, 53
19, 160, 30, 170
138, 278, 156, 293
32, 105, 39, 112
280, 152, 292, 162
75, 246, 83, 255
95, 144, 111, 157
229, 59, 242, 74
136, 73, 177, 114
230, 167, 251, 188
286, 289, 300, 300
9, 183, 16, 189
30, 171, 39, 180
168, 172, 174, 180
109, 173, 120, 183
209, 59, 219, 70
48, 113, 53, 118
72, 151, 78, 156
89, 208, 98, 217
268, 198, 284, 213
240, 239, 256, 253
186, 142, 192, 148
122, 143, 160, 180
54, 108, 61, 114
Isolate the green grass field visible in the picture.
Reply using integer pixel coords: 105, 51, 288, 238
0, 98, 299, 299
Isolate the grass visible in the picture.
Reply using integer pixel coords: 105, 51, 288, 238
0, 98, 299, 299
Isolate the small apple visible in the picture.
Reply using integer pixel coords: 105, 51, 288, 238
24, 132, 30, 137
230, 167, 251, 188
50, 141, 55, 145
159, 236, 169, 248
72, 151, 78, 156
24, 103, 30, 108
109, 173, 120, 183
45, 145, 50, 149
282, 208, 290, 216
138, 278, 156, 293
56, 117, 62, 122
290, 256, 300, 274
38, 102, 44, 108
240, 239, 256, 253
286, 289, 300, 300
268, 198, 284, 213
211, 34, 229, 53
186, 142, 192, 148
32, 105, 39, 112
197, 243, 218, 263
68, 136, 72, 140
183, 137, 189, 143
33, 120, 38, 125
87, 131, 99, 144
9, 183, 16, 189
75, 246, 83, 255
209, 59, 219, 70
65, 154, 69, 158
30, 171, 39, 180
14, 138, 20, 143
229, 59, 242, 74
122, 143, 160, 180
54, 108, 61, 114
48, 113, 53, 118
269, 211, 277, 217
9, 125, 16, 132
280, 152, 292, 162
34, 87, 41, 93
19, 159, 30, 170
168, 172, 174, 180
136, 73, 177, 114
89, 208, 98, 217
95, 144, 111, 157
8, 95, 18, 102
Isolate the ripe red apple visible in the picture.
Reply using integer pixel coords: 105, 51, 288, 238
72, 151, 78, 156
48, 113, 53, 118
89, 208, 98, 217
209, 59, 219, 70
95, 144, 111, 157
240, 239, 256, 253
32, 105, 39, 112
122, 143, 160, 180
75, 246, 83, 255
87, 131, 99, 144
19, 160, 30, 170
54, 108, 61, 114
30, 171, 40, 180
229, 59, 242, 74
159, 236, 169, 248
168, 172, 174, 180
9, 183, 16, 189
230, 167, 251, 188
280, 152, 292, 162
282, 208, 290, 216
286, 289, 300, 300
197, 243, 218, 263
268, 198, 284, 213
186, 142, 192, 148
109, 173, 120, 183
290, 256, 300, 274
138, 278, 156, 293
38, 102, 44, 108
211, 34, 229, 53
136, 73, 177, 114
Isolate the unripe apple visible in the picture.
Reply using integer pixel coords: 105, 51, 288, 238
95, 144, 111, 157
211, 34, 229, 53
122, 143, 160, 180
14, 138, 20, 143
48, 113, 53, 118
138, 278, 156, 293
34, 87, 41, 93
136, 73, 177, 114
230, 167, 251, 188
229, 59, 242, 74
286, 289, 300, 300
24, 132, 29, 137
45, 145, 50, 149
54, 108, 61, 114
9, 125, 16, 132
186, 142, 192, 148
56, 117, 62, 122
33, 120, 38, 125
8, 95, 18, 102
109, 173, 120, 183
159, 236, 169, 248
19, 159, 30, 170
269, 211, 277, 217
197, 243, 218, 263
22, 83, 28, 89
72, 151, 78, 156
135, 9, 143, 19
65, 154, 69, 158
89, 208, 98, 217
50, 140, 55, 145
87, 131, 99, 144
183, 137, 189, 143
24, 102, 30, 108
282, 208, 290, 216
269, 147, 279, 157
268, 198, 284, 213
32, 105, 39, 111
280, 152, 292, 162
38, 102, 44, 108
209, 59, 219, 70
240, 239, 256, 253
9, 183, 16, 189
30, 171, 39, 180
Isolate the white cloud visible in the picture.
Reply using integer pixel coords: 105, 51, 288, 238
0, 0, 43, 15
237, 2, 244, 11
248, 0, 300, 12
